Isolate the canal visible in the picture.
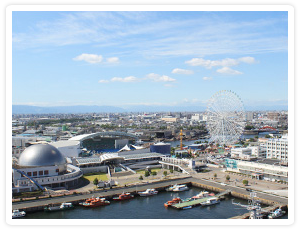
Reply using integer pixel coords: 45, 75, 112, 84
23, 187, 259, 219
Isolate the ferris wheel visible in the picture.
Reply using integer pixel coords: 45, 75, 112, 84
205, 90, 245, 145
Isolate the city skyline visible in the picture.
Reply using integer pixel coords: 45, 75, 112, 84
12, 9, 289, 109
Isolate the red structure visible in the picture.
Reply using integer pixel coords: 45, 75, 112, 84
258, 126, 277, 131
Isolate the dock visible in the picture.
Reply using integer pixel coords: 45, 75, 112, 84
171, 190, 231, 209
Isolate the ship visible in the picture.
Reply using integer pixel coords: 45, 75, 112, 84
80, 197, 110, 207
113, 192, 134, 201
164, 197, 182, 207
44, 202, 74, 212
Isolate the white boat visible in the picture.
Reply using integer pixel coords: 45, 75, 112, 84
268, 208, 286, 219
200, 197, 220, 206
138, 189, 158, 196
192, 191, 214, 199
172, 184, 189, 192
165, 184, 178, 191
12, 210, 26, 218
44, 202, 74, 212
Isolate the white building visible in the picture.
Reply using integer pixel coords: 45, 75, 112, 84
50, 140, 82, 158
12, 144, 82, 194
231, 147, 254, 160
225, 159, 288, 182
248, 145, 267, 158
266, 136, 288, 163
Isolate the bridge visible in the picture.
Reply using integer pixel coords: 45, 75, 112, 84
258, 126, 278, 132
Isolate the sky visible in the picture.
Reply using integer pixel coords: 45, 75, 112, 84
11, 10, 289, 109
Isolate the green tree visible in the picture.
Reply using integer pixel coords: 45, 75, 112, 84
163, 171, 168, 177
214, 173, 217, 179
144, 171, 150, 177
93, 178, 99, 186
265, 134, 271, 138
170, 169, 174, 173
139, 175, 143, 180
151, 171, 157, 176
242, 179, 249, 186
226, 175, 230, 181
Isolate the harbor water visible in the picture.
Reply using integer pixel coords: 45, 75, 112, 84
21, 187, 284, 219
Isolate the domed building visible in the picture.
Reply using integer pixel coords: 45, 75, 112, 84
12, 144, 82, 194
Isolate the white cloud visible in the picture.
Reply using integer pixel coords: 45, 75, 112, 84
111, 76, 139, 82
146, 73, 176, 82
203, 76, 213, 81
238, 56, 256, 64
73, 53, 103, 64
172, 68, 194, 75
98, 80, 109, 83
185, 57, 255, 69
106, 57, 120, 63
216, 67, 243, 75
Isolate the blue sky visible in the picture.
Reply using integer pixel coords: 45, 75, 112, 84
12, 11, 288, 108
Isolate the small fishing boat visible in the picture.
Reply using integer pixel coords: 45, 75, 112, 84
44, 202, 74, 212
165, 184, 178, 191
138, 189, 158, 197
12, 210, 26, 218
192, 191, 215, 199
113, 192, 134, 201
172, 184, 189, 192
80, 197, 110, 207
200, 197, 220, 206
268, 208, 286, 219
164, 197, 182, 207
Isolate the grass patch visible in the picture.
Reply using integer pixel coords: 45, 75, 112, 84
136, 168, 162, 174
13, 190, 44, 199
83, 172, 108, 182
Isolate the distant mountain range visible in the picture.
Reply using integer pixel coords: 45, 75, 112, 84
12, 104, 287, 114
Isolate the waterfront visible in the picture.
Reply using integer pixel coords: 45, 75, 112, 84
21, 187, 269, 219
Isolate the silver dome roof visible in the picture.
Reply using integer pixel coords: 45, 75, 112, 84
19, 144, 66, 167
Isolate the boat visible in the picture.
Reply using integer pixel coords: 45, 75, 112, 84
113, 192, 134, 201
12, 209, 26, 218
182, 206, 192, 209
165, 184, 178, 191
268, 208, 286, 219
172, 184, 189, 192
200, 197, 220, 206
164, 197, 182, 207
138, 189, 158, 196
192, 191, 215, 199
80, 197, 110, 207
44, 202, 74, 212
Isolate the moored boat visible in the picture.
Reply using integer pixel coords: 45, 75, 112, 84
138, 189, 158, 196
172, 184, 189, 192
80, 197, 110, 207
192, 191, 215, 199
164, 197, 182, 207
165, 184, 178, 191
44, 202, 74, 212
200, 197, 220, 206
268, 208, 286, 219
12, 210, 26, 218
113, 192, 134, 201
